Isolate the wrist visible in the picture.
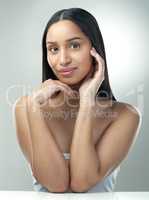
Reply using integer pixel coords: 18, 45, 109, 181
79, 96, 95, 108
79, 101, 95, 112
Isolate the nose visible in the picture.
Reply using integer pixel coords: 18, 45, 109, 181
59, 49, 71, 66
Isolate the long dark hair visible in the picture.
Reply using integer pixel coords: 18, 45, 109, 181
42, 8, 117, 101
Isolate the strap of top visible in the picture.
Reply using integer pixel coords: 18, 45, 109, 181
63, 153, 70, 160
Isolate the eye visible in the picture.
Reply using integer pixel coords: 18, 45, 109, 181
69, 42, 80, 49
47, 46, 59, 54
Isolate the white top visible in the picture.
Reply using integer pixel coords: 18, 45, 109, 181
28, 153, 120, 193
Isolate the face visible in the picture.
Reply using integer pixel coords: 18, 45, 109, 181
46, 20, 94, 88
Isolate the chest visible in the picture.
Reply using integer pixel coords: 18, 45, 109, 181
44, 110, 113, 154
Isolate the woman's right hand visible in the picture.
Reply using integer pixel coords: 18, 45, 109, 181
30, 79, 75, 111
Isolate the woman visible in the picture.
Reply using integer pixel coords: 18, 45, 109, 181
14, 8, 141, 193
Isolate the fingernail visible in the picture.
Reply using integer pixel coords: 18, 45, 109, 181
91, 48, 96, 53
90, 50, 94, 54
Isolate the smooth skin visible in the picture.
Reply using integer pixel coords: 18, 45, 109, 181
14, 20, 141, 192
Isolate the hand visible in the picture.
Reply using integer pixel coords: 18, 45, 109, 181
31, 79, 75, 111
79, 47, 105, 106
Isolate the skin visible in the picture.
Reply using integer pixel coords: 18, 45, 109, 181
46, 20, 93, 86
46, 19, 107, 113
46, 20, 98, 106
14, 19, 141, 193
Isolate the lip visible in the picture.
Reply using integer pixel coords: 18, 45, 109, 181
59, 67, 77, 76
58, 67, 77, 73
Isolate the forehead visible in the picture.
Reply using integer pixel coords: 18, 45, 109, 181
46, 20, 88, 42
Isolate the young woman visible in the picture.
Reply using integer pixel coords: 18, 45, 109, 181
14, 8, 141, 193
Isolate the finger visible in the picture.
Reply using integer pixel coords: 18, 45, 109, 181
49, 84, 75, 98
42, 79, 75, 97
40, 79, 53, 89
90, 48, 104, 66
43, 79, 73, 93
54, 80, 75, 94
90, 48, 105, 76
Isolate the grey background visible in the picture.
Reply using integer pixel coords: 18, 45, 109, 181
0, 0, 148, 191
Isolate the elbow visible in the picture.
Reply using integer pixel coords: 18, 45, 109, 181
71, 180, 89, 192
71, 173, 102, 193
46, 181, 69, 193
32, 170, 69, 193
47, 185, 69, 193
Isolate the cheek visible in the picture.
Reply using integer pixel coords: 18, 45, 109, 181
47, 54, 52, 66
79, 51, 92, 70
47, 54, 56, 69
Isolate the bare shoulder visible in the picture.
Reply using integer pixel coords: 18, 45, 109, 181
13, 95, 30, 133
97, 100, 142, 142
13, 95, 30, 132
13, 96, 29, 124
111, 101, 142, 131
14, 95, 29, 109
113, 101, 141, 118
95, 99, 141, 124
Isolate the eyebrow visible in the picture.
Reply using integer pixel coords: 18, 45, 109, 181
46, 37, 83, 44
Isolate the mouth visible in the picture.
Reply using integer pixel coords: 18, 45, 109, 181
58, 67, 77, 76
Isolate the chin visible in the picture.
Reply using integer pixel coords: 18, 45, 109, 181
61, 76, 85, 86
61, 79, 79, 86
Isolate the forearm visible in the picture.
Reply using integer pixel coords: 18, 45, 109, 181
26, 98, 69, 191
70, 103, 100, 184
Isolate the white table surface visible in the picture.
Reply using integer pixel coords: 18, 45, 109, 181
0, 191, 148, 200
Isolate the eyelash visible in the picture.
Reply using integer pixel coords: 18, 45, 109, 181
47, 43, 80, 54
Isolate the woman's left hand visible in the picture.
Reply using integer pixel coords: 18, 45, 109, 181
79, 47, 105, 105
